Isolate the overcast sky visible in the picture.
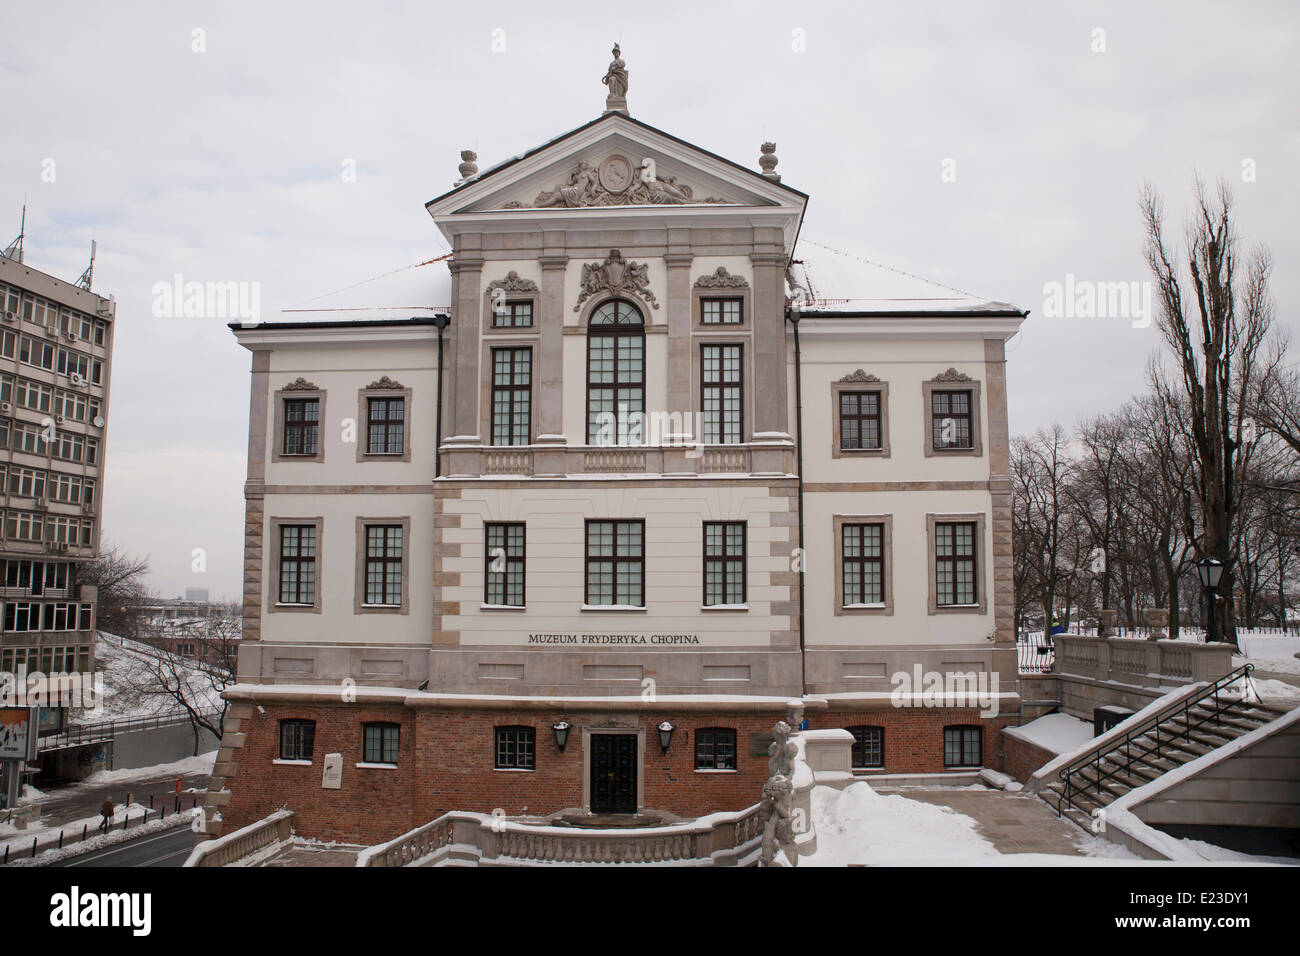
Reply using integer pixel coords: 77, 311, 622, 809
1, 1, 1295, 601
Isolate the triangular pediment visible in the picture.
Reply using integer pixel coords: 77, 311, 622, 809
425, 113, 806, 249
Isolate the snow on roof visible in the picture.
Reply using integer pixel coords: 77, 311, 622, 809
278, 254, 453, 322
789, 240, 1023, 316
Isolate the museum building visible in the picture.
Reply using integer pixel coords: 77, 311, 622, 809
216, 50, 1028, 844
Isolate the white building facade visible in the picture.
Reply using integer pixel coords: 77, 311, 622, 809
217, 88, 1026, 844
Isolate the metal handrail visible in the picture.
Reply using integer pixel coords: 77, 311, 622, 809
1055, 663, 1257, 815
40, 709, 220, 752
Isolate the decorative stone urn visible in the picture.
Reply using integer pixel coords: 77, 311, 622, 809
1098, 609, 1118, 638
1143, 607, 1168, 641
457, 150, 478, 182
759, 142, 780, 181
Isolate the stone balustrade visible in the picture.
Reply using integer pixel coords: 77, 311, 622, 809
183, 809, 293, 867
1054, 634, 1234, 688
356, 804, 764, 867
454, 439, 796, 479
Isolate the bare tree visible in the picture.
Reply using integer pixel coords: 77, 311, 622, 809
78, 545, 151, 641
1141, 177, 1275, 646
118, 616, 237, 755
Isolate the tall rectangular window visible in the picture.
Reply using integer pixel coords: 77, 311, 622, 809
943, 726, 982, 768
491, 347, 532, 446
931, 389, 973, 450
366, 397, 405, 455
278, 525, 317, 605
362, 723, 400, 765
586, 305, 644, 445
585, 520, 644, 607
364, 525, 403, 606
701, 344, 743, 444
935, 521, 977, 606
484, 522, 526, 607
492, 301, 533, 328
703, 522, 746, 606
842, 523, 885, 606
283, 398, 320, 456
701, 297, 743, 325
839, 391, 882, 450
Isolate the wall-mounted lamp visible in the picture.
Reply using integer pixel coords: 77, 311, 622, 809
552, 720, 572, 753
657, 720, 675, 754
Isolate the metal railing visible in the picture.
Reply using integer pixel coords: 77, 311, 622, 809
1055, 663, 1258, 815
1017, 633, 1055, 673
40, 710, 218, 752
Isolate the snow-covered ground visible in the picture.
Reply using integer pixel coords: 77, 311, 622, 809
84, 631, 223, 723
0, 750, 216, 853
804, 782, 1137, 866
804, 782, 1294, 866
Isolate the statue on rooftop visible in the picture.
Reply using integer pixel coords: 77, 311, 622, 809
603, 43, 628, 99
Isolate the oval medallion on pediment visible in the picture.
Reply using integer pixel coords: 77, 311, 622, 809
599, 154, 635, 194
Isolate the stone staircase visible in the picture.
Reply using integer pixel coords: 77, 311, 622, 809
1040, 666, 1282, 829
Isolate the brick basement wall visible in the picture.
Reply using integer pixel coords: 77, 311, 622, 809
221, 703, 1016, 846
1001, 732, 1057, 784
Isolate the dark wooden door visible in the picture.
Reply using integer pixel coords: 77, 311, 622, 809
590, 734, 637, 813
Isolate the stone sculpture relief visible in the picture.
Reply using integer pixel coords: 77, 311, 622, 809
693, 266, 750, 289
931, 368, 975, 383
837, 369, 882, 384
282, 377, 319, 391
501, 155, 727, 209
573, 250, 660, 312
486, 271, 540, 294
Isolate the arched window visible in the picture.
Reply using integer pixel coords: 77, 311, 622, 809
587, 299, 644, 445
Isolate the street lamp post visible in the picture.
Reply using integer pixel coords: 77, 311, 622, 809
1195, 557, 1225, 643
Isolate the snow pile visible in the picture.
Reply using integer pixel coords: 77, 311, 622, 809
1004, 713, 1096, 755
806, 783, 999, 866
86, 750, 217, 786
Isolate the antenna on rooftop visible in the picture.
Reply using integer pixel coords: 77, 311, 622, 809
2, 204, 25, 263
76, 239, 97, 291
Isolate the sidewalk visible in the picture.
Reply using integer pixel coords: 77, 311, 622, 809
13, 751, 214, 830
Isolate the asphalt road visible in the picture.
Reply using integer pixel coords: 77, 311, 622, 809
52, 825, 195, 868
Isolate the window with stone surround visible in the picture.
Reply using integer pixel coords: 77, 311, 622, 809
922, 373, 982, 458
